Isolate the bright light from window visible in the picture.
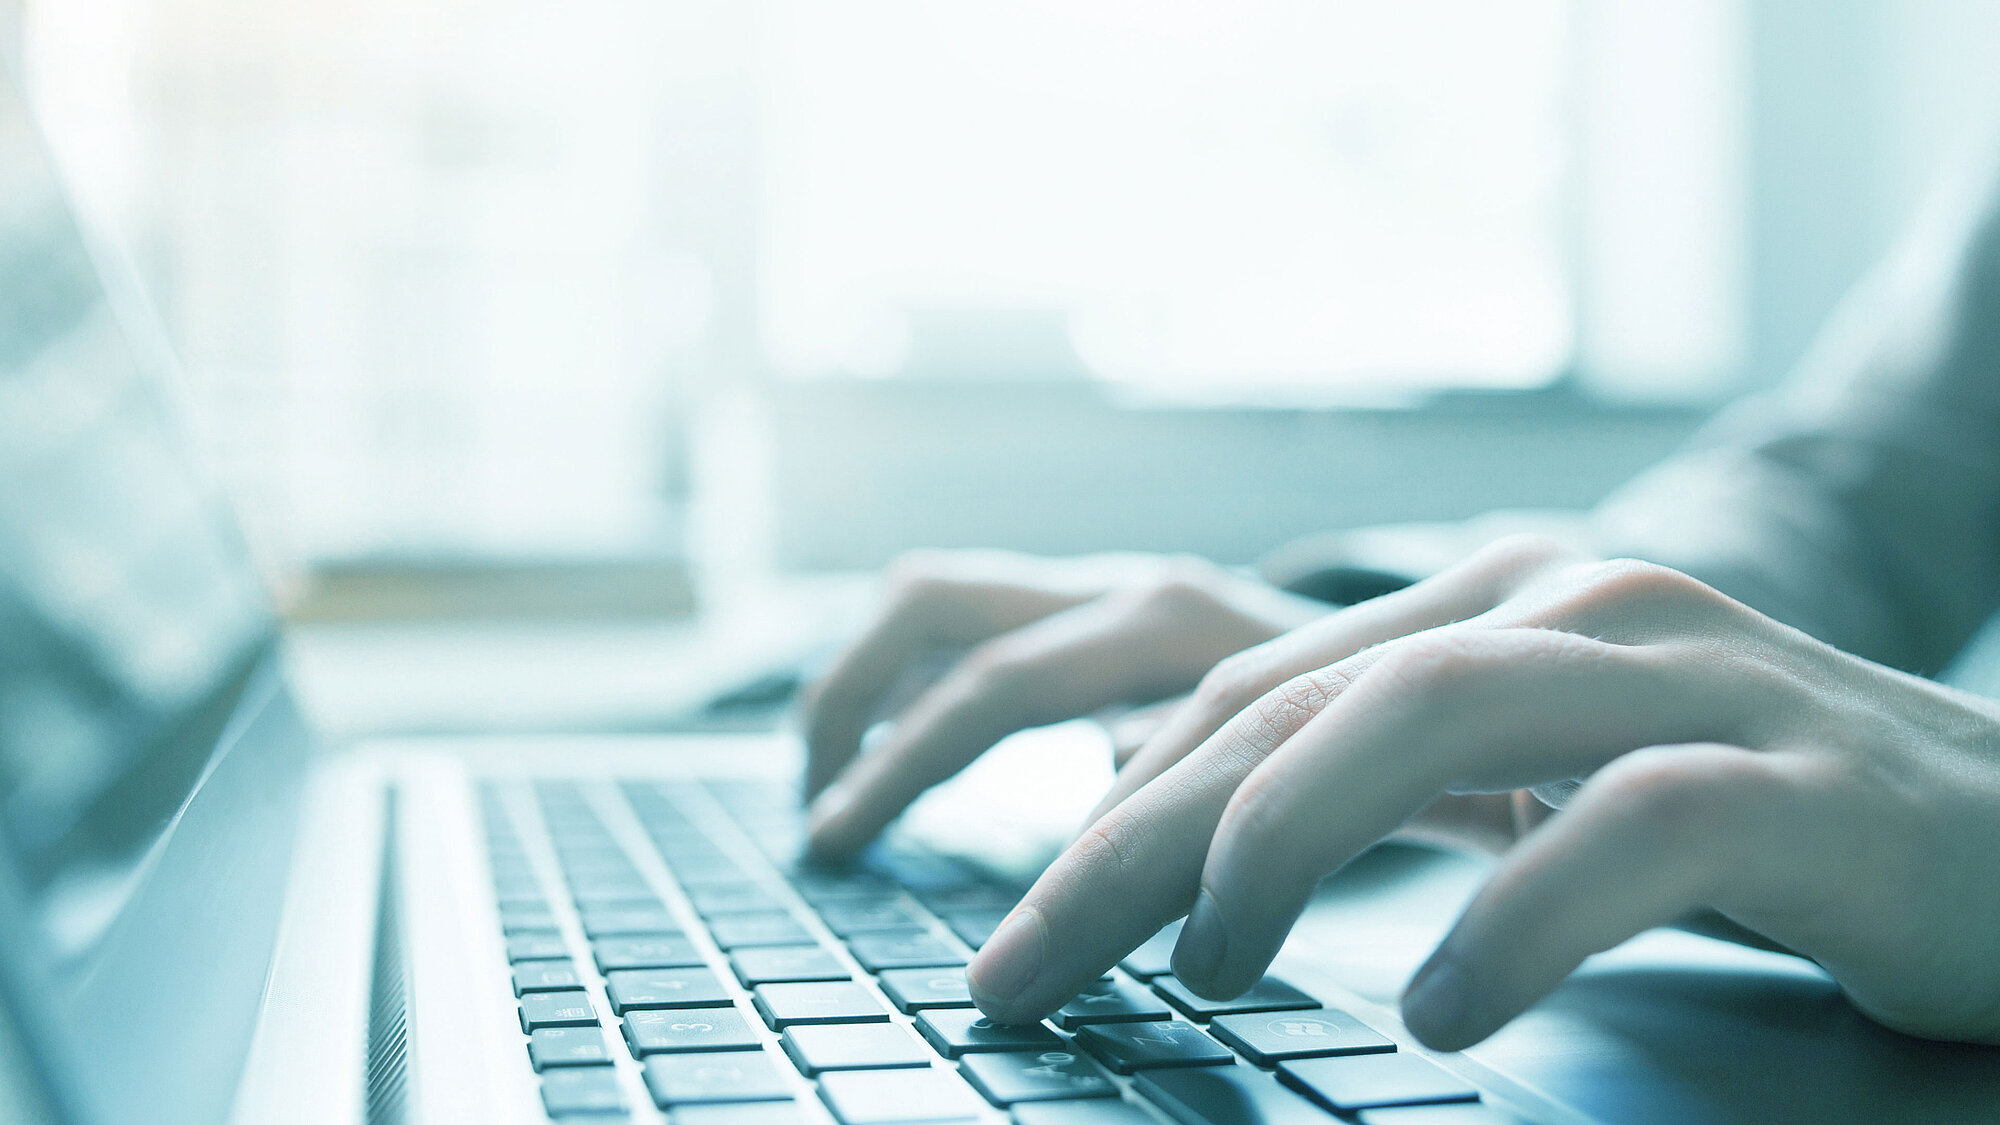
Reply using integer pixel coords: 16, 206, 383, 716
758, 0, 1573, 397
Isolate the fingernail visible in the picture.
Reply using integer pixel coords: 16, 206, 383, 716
968, 907, 1045, 1013
1402, 958, 1468, 1047
1173, 890, 1228, 987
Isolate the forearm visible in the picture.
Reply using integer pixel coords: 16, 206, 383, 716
1593, 163, 2000, 673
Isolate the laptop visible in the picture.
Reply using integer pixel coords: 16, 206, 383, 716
6, 63, 2000, 1125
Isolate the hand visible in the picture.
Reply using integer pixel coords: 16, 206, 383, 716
965, 534, 2000, 1052
801, 549, 1330, 858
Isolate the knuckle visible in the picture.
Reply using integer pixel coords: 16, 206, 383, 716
1578, 558, 1723, 610
1136, 558, 1228, 611
1194, 652, 1267, 714
1364, 631, 1485, 701
1254, 669, 1343, 730
1465, 532, 1586, 578
1073, 809, 1148, 879
1589, 746, 1756, 844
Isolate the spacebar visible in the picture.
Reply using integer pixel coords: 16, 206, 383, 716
1133, 1066, 1332, 1125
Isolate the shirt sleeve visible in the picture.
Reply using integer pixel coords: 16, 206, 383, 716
1590, 161, 2000, 674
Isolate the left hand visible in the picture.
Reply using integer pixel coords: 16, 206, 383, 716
965, 537, 2000, 1051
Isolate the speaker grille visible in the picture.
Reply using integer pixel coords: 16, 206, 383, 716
363, 791, 409, 1125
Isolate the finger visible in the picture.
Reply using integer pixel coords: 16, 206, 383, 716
1401, 744, 1796, 1050
1086, 533, 1585, 829
801, 559, 1092, 799
967, 640, 1391, 1023
1181, 628, 1757, 999
805, 586, 1244, 859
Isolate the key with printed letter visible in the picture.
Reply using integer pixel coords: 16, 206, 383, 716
732, 945, 849, 986
752, 981, 888, 1028
960, 1050, 1120, 1105
817, 1069, 986, 1125
520, 990, 599, 1031
847, 930, 965, 971
605, 967, 732, 1014
1054, 978, 1173, 1030
1073, 1021, 1234, 1073
513, 961, 583, 996
541, 1066, 625, 1116
624, 1008, 764, 1055
643, 1050, 795, 1105
1208, 1010, 1394, 1064
781, 1023, 932, 1074
1152, 977, 1318, 1022
914, 1009, 1063, 1057
529, 1027, 615, 1070
1277, 1054, 1479, 1113
877, 968, 973, 1013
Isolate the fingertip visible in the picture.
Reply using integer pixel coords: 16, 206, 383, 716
1400, 956, 1505, 1052
967, 907, 1049, 1021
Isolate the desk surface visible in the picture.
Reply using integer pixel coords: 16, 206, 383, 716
282, 573, 870, 739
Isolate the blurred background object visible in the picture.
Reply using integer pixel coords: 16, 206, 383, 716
7, 0, 2000, 724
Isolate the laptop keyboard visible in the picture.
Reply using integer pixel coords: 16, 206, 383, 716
476, 779, 1521, 1125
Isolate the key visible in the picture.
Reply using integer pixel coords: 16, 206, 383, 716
1012, 1100, 1160, 1125
570, 872, 655, 899
1055, 978, 1174, 1030
1356, 1108, 1514, 1125
644, 1050, 794, 1105
914, 1009, 1062, 1057
1073, 1021, 1234, 1073
520, 990, 599, 1031
690, 885, 786, 916
529, 1026, 616, 1070
790, 870, 894, 904
624, 1007, 763, 1055
606, 967, 733, 1013
877, 968, 973, 1012
914, 884, 1019, 912
1134, 1064, 1327, 1125
817, 1068, 986, 1124
542, 1066, 625, 1115
675, 1101, 810, 1125
1277, 1054, 1479, 1113
493, 877, 545, 905
672, 858, 754, 886
583, 906, 682, 938
939, 908, 1009, 947
818, 898, 926, 935
573, 884, 665, 908
711, 912, 813, 949
595, 934, 706, 972
500, 904, 559, 933
1152, 977, 1318, 1022
781, 1022, 933, 1074
731, 945, 848, 986
1118, 922, 1183, 980
847, 930, 965, 972
751, 982, 888, 1028
515, 961, 584, 996
960, 1049, 1119, 1105
507, 933, 570, 963
1209, 1010, 1394, 1064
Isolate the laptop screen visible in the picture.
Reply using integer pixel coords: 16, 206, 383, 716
0, 68, 272, 961
0, 64, 304, 1125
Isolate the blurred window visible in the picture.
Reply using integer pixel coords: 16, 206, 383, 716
758, 0, 1575, 398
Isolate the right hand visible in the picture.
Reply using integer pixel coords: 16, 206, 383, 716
801, 549, 1330, 858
